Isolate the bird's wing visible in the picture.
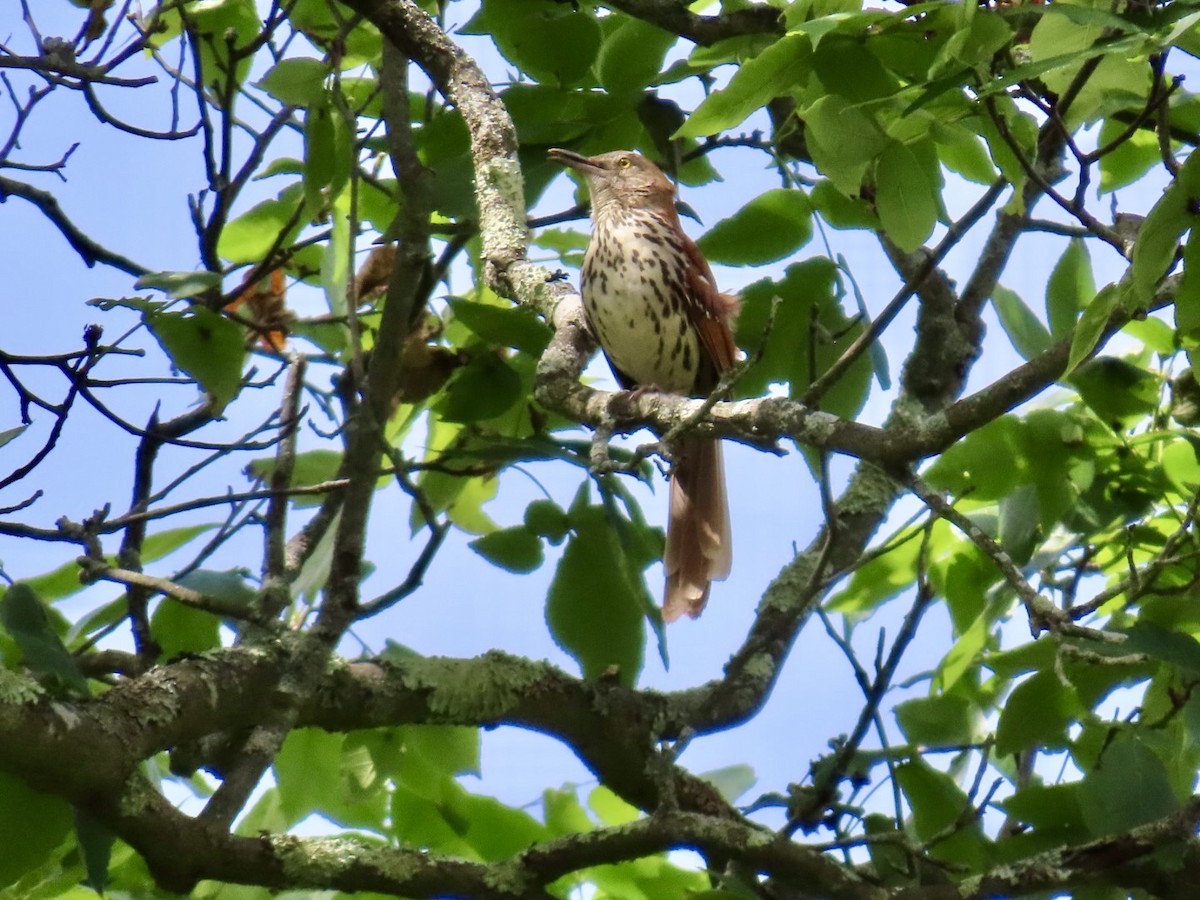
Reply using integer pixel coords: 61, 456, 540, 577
682, 235, 739, 374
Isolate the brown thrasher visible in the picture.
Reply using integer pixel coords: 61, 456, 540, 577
549, 148, 739, 622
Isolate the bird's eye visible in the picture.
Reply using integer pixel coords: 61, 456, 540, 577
618, 157, 632, 169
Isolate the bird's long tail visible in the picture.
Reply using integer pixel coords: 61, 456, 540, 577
663, 437, 732, 622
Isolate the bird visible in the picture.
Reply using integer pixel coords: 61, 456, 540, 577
548, 148, 739, 622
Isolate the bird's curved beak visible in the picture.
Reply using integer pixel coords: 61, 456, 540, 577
548, 148, 604, 176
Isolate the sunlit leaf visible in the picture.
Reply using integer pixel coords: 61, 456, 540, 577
677, 34, 812, 138
1131, 150, 1200, 303
1064, 282, 1125, 377
145, 307, 246, 409
874, 140, 941, 253
448, 297, 552, 355
700, 765, 758, 804
257, 57, 328, 106
463, 0, 601, 87
597, 17, 676, 95
1046, 239, 1095, 338
992, 285, 1052, 360
134, 270, 222, 299
697, 188, 813, 266
895, 694, 979, 746
469, 526, 544, 573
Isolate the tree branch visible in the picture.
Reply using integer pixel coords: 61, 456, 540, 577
0, 174, 149, 275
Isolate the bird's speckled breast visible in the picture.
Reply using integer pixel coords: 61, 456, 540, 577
581, 208, 701, 394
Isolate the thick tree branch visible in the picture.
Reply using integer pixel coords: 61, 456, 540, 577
4, 642, 1199, 898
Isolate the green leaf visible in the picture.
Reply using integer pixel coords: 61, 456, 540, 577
926, 415, 1025, 498
788, 11, 869, 47
1014, 1, 1141, 35
322, 188, 352, 315
257, 57, 328, 106
874, 140, 940, 252
436, 354, 523, 423
134, 269, 222, 299
73, 807, 115, 894
1079, 732, 1181, 836
676, 34, 812, 138
1179, 227, 1200, 341
543, 787, 595, 836
825, 527, 921, 616
935, 610, 991, 692
977, 99, 1037, 191
813, 34, 900, 103
1118, 621, 1200, 673
1000, 782, 1087, 834
145, 307, 246, 409
810, 179, 878, 230
1046, 239, 1095, 338
546, 500, 646, 685
1064, 282, 1124, 377
248, 448, 345, 506
274, 729, 387, 830
1131, 150, 1200, 303
839, 253, 891, 391
0, 771, 73, 886
895, 759, 988, 868
469, 526, 544, 574
1070, 356, 1159, 424
998, 482, 1040, 565
736, 258, 870, 420
1098, 118, 1159, 195
597, 18, 676, 94
463, 0, 601, 87
150, 595, 222, 660
188, 0, 260, 95
700, 764, 757, 804
359, 725, 481, 788
303, 101, 353, 208
894, 694, 979, 746
0, 584, 88, 695
935, 127, 997, 185
588, 785, 640, 826
175, 569, 257, 611
995, 669, 1081, 757
696, 189, 813, 266
804, 94, 889, 197
991, 285, 1053, 360
448, 297, 553, 355
523, 499, 570, 544
217, 194, 304, 265
453, 791, 547, 860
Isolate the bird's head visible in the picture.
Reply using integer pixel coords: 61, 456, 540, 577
549, 149, 676, 217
